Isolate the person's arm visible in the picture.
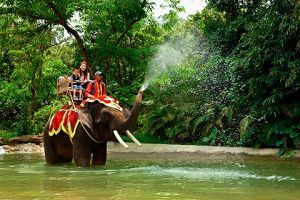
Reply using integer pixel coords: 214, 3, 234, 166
69, 75, 73, 87
85, 82, 93, 98
75, 77, 81, 83
87, 72, 90, 81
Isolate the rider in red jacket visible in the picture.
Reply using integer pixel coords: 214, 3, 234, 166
85, 71, 106, 99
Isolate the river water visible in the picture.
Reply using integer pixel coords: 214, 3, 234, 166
0, 152, 299, 200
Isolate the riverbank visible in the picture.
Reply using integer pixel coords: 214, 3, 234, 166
1, 138, 300, 158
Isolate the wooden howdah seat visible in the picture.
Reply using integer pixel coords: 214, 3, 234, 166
57, 75, 70, 96
57, 75, 85, 105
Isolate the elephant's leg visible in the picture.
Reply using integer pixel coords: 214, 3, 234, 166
43, 126, 61, 164
92, 142, 107, 166
54, 134, 73, 163
72, 125, 92, 167
73, 144, 92, 167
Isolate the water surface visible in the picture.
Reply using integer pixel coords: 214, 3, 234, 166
0, 152, 299, 200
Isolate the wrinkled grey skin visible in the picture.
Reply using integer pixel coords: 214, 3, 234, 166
43, 91, 143, 167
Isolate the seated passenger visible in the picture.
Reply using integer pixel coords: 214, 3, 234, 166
69, 69, 83, 100
85, 71, 106, 99
79, 61, 90, 89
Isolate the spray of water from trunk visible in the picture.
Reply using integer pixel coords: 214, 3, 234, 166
140, 34, 197, 91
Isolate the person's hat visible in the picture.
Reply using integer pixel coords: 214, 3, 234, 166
94, 71, 103, 76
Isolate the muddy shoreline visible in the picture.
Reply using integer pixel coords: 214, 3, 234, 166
1, 140, 300, 158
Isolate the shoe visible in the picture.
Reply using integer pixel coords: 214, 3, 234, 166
73, 96, 78, 100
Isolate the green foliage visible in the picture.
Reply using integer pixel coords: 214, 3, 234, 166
143, 61, 236, 145
0, 130, 15, 142
0, 78, 30, 135
0, 0, 159, 135
0, 50, 14, 82
142, 0, 300, 152
262, 118, 300, 155
108, 79, 142, 107
79, 0, 157, 85
31, 99, 63, 133
198, 0, 300, 152
227, 0, 300, 151
122, 129, 167, 144
0, 0, 299, 154
38, 59, 70, 103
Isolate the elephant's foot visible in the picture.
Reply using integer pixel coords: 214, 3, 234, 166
74, 156, 91, 167
92, 159, 106, 166
75, 161, 91, 168
74, 156, 92, 167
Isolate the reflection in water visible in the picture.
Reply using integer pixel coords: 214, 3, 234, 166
0, 153, 299, 200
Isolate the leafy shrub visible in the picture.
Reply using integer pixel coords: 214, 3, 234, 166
0, 130, 15, 141
31, 99, 63, 134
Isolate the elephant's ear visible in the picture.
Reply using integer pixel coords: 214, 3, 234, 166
76, 108, 94, 134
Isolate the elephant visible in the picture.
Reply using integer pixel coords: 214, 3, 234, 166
43, 90, 143, 167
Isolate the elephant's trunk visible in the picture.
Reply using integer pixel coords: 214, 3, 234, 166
119, 90, 143, 132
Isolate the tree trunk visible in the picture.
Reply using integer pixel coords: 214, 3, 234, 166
47, 2, 92, 75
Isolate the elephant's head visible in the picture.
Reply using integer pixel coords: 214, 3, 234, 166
80, 90, 143, 148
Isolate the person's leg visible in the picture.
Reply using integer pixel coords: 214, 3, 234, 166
79, 86, 83, 99
73, 85, 76, 97
79, 89, 82, 99
73, 85, 79, 100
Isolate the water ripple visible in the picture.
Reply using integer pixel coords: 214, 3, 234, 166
125, 166, 296, 182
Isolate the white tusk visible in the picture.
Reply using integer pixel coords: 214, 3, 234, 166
125, 130, 142, 146
113, 130, 129, 148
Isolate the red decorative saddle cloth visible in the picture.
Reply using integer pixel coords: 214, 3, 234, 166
49, 95, 122, 138
49, 109, 79, 138
82, 95, 123, 112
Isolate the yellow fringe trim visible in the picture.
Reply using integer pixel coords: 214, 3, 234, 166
49, 109, 79, 139
49, 109, 68, 136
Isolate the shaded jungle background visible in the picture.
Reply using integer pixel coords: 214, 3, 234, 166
0, 0, 299, 155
